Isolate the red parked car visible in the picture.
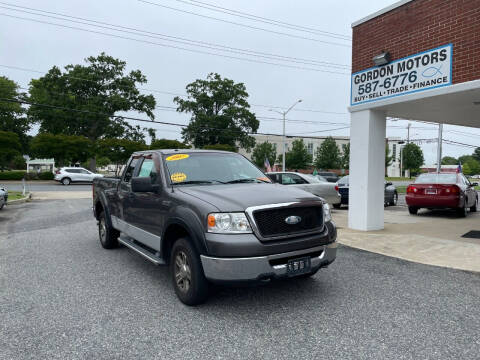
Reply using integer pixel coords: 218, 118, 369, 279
406, 173, 478, 217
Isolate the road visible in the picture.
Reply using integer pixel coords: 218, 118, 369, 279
1, 199, 479, 359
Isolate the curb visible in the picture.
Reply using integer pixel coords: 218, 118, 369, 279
6, 193, 32, 205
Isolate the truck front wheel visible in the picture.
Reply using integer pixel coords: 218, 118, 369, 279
170, 238, 209, 306
98, 210, 119, 249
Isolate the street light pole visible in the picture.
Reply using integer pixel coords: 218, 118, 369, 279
270, 99, 302, 172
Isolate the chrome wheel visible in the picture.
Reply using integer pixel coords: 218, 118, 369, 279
99, 217, 106, 244
174, 251, 192, 293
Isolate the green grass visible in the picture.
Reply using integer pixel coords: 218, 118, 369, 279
396, 186, 407, 194
7, 191, 28, 202
385, 177, 411, 181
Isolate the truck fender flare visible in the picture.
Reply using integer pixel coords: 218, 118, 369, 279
162, 208, 208, 256
94, 193, 113, 229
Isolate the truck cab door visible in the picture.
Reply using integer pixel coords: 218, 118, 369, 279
117, 157, 141, 224
124, 154, 165, 252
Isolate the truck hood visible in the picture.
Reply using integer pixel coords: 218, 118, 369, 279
178, 183, 320, 212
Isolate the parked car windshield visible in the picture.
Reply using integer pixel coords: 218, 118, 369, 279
338, 176, 349, 185
415, 173, 458, 184
164, 152, 269, 185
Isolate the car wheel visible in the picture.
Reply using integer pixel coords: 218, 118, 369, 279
390, 192, 398, 206
408, 206, 418, 215
470, 197, 478, 212
332, 203, 341, 209
98, 210, 119, 249
457, 200, 468, 218
171, 238, 209, 306
61, 177, 71, 185
0, 203, 4, 210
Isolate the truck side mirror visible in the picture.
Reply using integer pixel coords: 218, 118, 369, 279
131, 177, 159, 193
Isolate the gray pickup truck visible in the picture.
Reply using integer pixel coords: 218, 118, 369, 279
93, 150, 337, 305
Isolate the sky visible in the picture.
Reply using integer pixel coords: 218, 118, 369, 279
1, 0, 479, 165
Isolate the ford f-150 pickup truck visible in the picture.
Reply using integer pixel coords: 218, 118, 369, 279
93, 150, 337, 305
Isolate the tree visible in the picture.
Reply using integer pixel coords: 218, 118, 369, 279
463, 157, 480, 175
174, 73, 259, 151
0, 131, 21, 170
314, 137, 340, 170
282, 139, 311, 170
11, 155, 26, 170
0, 76, 31, 152
30, 133, 93, 166
341, 143, 350, 170
251, 142, 277, 169
96, 138, 147, 175
473, 147, 480, 163
203, 144, 237, 152
28, 53, 156, 168
402, 143, 424, 177
150, 139, 190, 149
441, 156, 457, 165
462, 163, 472, 176
459, 155, 475, 165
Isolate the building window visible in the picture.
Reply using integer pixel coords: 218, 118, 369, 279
307, 143, 313, 155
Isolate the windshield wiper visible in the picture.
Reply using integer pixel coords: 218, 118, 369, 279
225, 178, 261, 184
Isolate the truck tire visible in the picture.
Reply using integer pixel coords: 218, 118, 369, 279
170, 238, 209, 306
98, 210, 119, 249
408, 206, 418, 215
61, 177, 71, 185
389, 192, 398, 206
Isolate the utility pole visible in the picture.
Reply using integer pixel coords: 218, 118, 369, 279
269, 99, 302, 171
436, 124, 443, 173
407, 123, 411, 143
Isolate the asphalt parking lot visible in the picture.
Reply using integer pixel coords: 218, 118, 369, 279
2, 181, 92, 192
1, 199, 479, 359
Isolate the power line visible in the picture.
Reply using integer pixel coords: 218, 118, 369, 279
0, 3, 350, 70
0, 12, 349, 75
0, 64, 349, 115
138, 0, 351, 47
169, 0, 351, 40
291, 126, 350, 135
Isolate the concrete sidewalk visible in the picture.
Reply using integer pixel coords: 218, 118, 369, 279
332, 207, 480, 273
31, 191, 91, 200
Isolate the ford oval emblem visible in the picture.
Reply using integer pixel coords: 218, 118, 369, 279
285, 215, 301, 225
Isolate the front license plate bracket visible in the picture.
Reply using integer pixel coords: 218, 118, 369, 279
286, 257, 311, 277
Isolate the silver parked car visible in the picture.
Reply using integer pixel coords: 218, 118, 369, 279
266, 172, 341, 206
0, 187, 7, 210
54, 167, 103, 185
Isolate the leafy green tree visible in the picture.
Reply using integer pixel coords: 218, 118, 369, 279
30, 133, 93, 166
473, 147, 480, 163
0, 131, 21, 170
202, 143, 237, 152
314, 137, 340, 170
463, 158, 480, 175
28, 53, 156, 168
441, 156, 457, 165
282, 139, 312, 170
174, 73, 258, 151
96, 138, 147, 175
341, 143, 350, 170
150, 139, 190, 149
0, 76, 31, 152
459, 155, 474, 165
402, 143, 424, 178
251, 142, 277, 169
462, 163, 472, 176
11, 155, 26, 170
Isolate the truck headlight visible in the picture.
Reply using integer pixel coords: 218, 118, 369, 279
207, 213, 252, 233
323, 203, 332, 223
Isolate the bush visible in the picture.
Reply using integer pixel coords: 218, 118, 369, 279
38, 172, 54, 180
0, 170, 26, 180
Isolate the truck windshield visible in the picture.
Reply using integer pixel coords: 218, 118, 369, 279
164, 152, 270, 185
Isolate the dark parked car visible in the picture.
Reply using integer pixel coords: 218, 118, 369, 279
335, 175, 398, 208
317, 172, 339, 183
93, 150, 337, 305
406, 173, 478, 217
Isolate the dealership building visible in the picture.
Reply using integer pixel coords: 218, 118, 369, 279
349, 0, 480, 230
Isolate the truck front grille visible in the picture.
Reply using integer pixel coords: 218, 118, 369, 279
253, 206, 323, 238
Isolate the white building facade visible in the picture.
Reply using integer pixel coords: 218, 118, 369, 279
239, 134, 404, 177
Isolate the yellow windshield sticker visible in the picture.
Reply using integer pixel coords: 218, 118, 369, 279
170, 172, 187, 183
166, 154, 189, 161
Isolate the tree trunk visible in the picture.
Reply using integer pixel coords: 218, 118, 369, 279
88, 157, 96, 172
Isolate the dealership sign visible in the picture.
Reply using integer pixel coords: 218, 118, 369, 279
351, 44, 452, 106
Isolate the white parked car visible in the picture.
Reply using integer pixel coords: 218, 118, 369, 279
266, 172, 341, 206
54, 167, 103, 185
0, 187, 6, 210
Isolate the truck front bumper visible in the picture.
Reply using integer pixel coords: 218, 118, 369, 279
200, 242, 337, 282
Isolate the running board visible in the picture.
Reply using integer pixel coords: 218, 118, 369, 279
118, 235, 165, 265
